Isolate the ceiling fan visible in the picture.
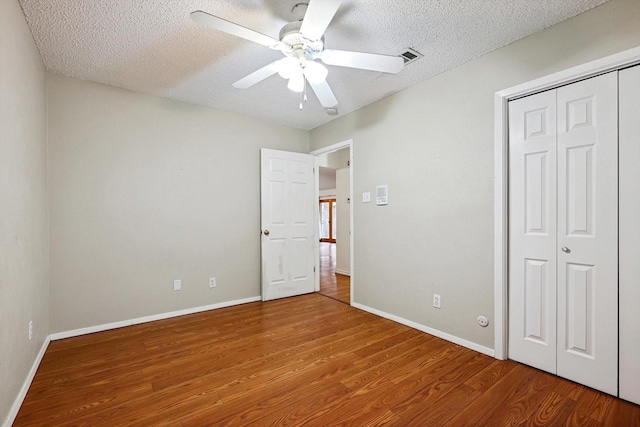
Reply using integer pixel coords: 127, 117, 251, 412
191, 0, 404, 110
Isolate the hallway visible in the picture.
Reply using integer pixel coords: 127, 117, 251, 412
317, 242, 350, 304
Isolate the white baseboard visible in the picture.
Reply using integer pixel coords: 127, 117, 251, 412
352, 302, 495, 358
3, 336, 51, 427
334, 269, 351, 276
50, 296, 261, 341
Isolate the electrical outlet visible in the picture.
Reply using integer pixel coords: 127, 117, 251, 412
209, 277, 216, 288
173, 279, 181, 291
29, 321, 33, 340
433, 294, 441, 309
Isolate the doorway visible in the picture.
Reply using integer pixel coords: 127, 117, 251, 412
319, 199, 336, 243
318, 241, 350, 303
311, 140, 353, 305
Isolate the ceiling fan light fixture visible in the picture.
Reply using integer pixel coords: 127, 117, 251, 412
287, 70, 305, 92
304, 61, 328, 84
276, 57, 298, 79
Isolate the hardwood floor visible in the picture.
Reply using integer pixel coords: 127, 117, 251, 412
14, 294, 639, 426
317, 241, 350, 304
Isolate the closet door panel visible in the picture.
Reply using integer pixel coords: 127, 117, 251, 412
508, 90, 557, 374
556, 71, 618, 396
619, 64, 640, 405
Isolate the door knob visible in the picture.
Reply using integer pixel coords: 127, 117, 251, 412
562, 246, 570, 253
263, 230, 270, 236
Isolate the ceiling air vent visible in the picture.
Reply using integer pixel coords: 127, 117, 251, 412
398, 48, 423, 65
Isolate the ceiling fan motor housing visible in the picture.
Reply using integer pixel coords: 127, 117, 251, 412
279, 21, 324, 60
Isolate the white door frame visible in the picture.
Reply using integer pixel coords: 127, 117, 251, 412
310, 139, 354, 305
493, 46, 640, 360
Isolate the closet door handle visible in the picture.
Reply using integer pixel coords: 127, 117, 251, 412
561, 246, 571, 253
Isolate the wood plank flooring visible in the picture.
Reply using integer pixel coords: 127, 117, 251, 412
318, 242, 350, 304
14, 294, 639, 426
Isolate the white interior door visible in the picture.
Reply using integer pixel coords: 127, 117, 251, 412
556, 72, 618, 395
508, 72, 618, 396
261, 149, 316, 301
508, 89, 558, 375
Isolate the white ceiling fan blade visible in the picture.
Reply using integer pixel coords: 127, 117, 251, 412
306, 77, 338, 108
191, 11, 280, 49
321, 49, 404, 74
233, 62, 279, 89
299, 0, 341, 41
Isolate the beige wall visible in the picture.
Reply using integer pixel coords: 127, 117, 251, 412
2, 0, 638, 420
317, 148, 350, 169
316, 148, 350, 169
47, 74, 309, 333
328, 149, 350, 169
0, 0, 49, 424
310, 0, 640, 350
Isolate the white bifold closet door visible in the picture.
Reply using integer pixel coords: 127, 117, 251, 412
508, 71, 618, 396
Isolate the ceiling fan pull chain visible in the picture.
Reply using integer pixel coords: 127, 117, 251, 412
303, 78, 308, 103
299, 79, 309, 110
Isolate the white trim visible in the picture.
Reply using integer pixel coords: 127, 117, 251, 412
310, 139, 354, 305
496, 47, 640, 101
353, 302, 495, 357
493, 46, 640, 360
3, 337, 50, 427
50, 297, 261, 341
494, 92, 509, 360
310, 139, 352, 156
334, 269, 351, 277
314, 156, 320, 292
349, 143, 354, 304
319, 190, 337, 200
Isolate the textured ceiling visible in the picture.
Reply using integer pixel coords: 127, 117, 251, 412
19, 0, 608, 130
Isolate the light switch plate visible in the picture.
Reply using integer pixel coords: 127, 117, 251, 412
433, 294, 441, 309
362, 192, 371, 203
